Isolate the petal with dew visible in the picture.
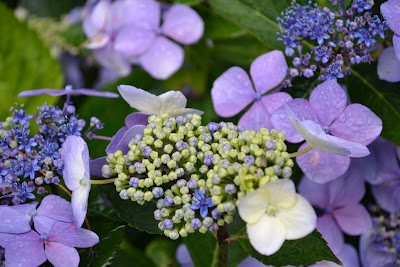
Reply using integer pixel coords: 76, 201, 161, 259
114, 26, 155, 56
333, 204, 372, 236
0, 231, 46, 267
49, 222, 99, 248
0, 202, 37, 234
117, 85, 160, 114
238, 100, 273, 131
329, 104, 382, 146
113, 0, 160, 31
45, 241, 79, 267
125, 112, 151, 128
261, 92, 293, 115
37, 195, 73, 223
261, 179, 296, 209
381, 0, 400, 36
271, 99, 319, 143
298, 177, 329, 208
297, 143, 350, 184
71, 185, 91, 228
34, 215, 59, 235
211, 66, 254, 117
139, 36, 184, 80
238, 188, 269, 224
162, 4, 204, 45
250, 51, 288, 94
278, 195, 317, 240
377, 46, 400, 82
247, 215, 286, 256
309, 80, 347, 126
317, 214, 344, 254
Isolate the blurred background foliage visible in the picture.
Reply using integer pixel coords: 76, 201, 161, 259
0, 0, 398, 266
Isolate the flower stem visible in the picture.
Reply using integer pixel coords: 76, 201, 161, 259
87, 134, 113, 141
226, 235, 248, 242
289, 145, 314, 158
90, 178, 117, 185
57, 184, 72, 197
217, 224, 229, 267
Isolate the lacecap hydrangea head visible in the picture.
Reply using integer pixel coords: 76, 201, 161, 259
102, 113, 294, 239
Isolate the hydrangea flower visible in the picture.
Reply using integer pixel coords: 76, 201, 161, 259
83, 0, 204, 79
298, 158, 372, 254
211, 51, 292, 131
60, 136, 91, 228
272, 80, 382, 183
377, 47, 400, 82
238, 179, 316, 256
18, 85, 119, 98
381, 0, 400, 62
189, 189, 213, 218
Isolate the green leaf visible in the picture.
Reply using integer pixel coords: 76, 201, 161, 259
60, 22, 86, 48
19, 0, 86, 18
238, 229, 340, 266
112, 240, 157, 267
173, 0, 204, 5
208, 0, 291, 49
88, 186, 119, 220
99, 184, 161, 234
228, 241, 248, 267
0, 2, 62, 119
346, 63, 400, 145
146, 239, 179, 267
203, 12, 244, 40
184, 231, 219, 267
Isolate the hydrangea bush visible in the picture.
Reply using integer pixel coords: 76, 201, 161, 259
0, 0, 400, 266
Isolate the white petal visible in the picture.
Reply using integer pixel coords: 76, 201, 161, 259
158, 90, 187, 114
117, 85, 161, 114
71, 185, 90, 228
247, 215, 286, 256
170, 108, 204, 117
277, 195, 317, 240
238, 188, 269, 224
261, 179, 296, 209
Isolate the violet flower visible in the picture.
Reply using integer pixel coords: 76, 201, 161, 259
377, 47, 400, 82
211, 50, 292, 131
189, 189, 213, 218
272, 80, 382, 183
18, 85, 119, 98
381, 0, 400, 62
60, 136, 91, 228
298, 158, 372, 254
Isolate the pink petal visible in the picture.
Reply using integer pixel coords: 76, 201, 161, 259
330, 104, 382, 146
369, 137, 400, 184
106, 126, 128, 154
317, 214, 344, 254
37, 195, 73, 223
93, 44, 132, 76
271, 99, 319, 143
296, 143, 350, 183
250, 51, 288, 94
211, 66, 254, 117
139, 36, 184, 80
333, 204, 372, 235
45, 242, 79, 267
371, 179, 400, 213
309, 80, 347, 126
328, 162, 366, 207
298, 176, 329, 208
125, 112, 150, 128
381, 0, 400, 36
0, 231, 46, 267
162, 4, 204, 45
238, 100, 273, 131
0, 203, 37, 234
113, 26, 155, 56
112, 0, 160, 31
377, 46, 400, 82
261, 92, 293, 114
49, 222, 99, 248
89, 157, 108, 178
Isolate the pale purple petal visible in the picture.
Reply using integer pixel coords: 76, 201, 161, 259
176, 244, 194, 267
0, 231, 46, 267
250, 51, 288, 94
261, 92, 293, 114
18, 88, 119, 98
125, 112, 150, 128
352, 150, 377, 185
333, 204, 372, 235
369, 137, 400, 184
360, 228, 395, 267
377, 46, 400, 82
113, 0, 160, 31
328, 162, 366, 207
48, 222, 99, 248
296, 143, 350, 183
139, 36, 184, 80
82, 0, 112, 49
393, 34, 400, 61
45, 242, 79, 267
298, 176, 329, 208
106, 126, 128, 154
117, 125, 146, 154
330, 104, 383, 146
239, 257, 266, 267
0, 202, 37, 234
37, 195, 73, 223
317, 214, 344, 254
93, 44, 132, 76
211, 66, 254, 117
381, 0, 400, 36
309, 80, 347, 126
34, 215, 58, 235
114, 26, 155, 56
71, 185, 91, 228
238, 100, 273, 131
271, 98, 319, 143
89, 157, 108, 177
162, 4, 204, 45
336, 244, 360, 267
371, 179, 400, 213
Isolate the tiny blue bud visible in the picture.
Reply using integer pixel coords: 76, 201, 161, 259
164, 195, 174, 207
154, 210, 162, 220
142, 146, 152, 157
163, 219, 174, 230
152, 187, 164, 198
211, 209, 221, 220
204, 154, 213, 166
224, 184, 236, 195
207, 122, 219, 132
209, 223, 219, 232
129, 177, 139, 187
243, 155, 255, 165
175, 140, 186, 151
191, 218, 202, 229
187, 179, 198, 189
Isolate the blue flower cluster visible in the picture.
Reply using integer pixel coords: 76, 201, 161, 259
277, 0, 387, 80
0, 104, 101, 205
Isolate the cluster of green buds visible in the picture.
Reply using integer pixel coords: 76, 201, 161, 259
102, 113, 294, 239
